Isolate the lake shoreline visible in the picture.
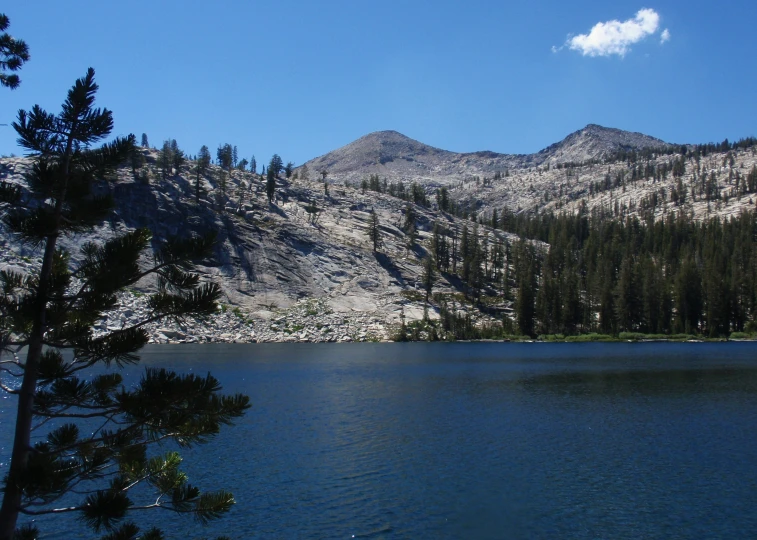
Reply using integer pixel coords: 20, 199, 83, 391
137, 336, 757, 344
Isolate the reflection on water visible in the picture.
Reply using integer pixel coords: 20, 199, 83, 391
520, 366, 757, 396
2, 342, 757, 539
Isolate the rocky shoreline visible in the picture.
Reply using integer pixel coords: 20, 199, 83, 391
110, 294, 390, 344
0, 249, 396, 344
4, 249, 755, 346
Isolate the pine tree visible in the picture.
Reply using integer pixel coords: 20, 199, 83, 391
436, 187, 450, 212
195, 145, 211, 202
266, 168, 276, 203
140, 133, 149, 148
421, 255, 436, 306
268, 154, 283, 177
613, 254, 641, 332
367, 209, 381, 252
460, 225, 470, 281
0, 69, 249, 540
305, 199, 320, 225
250, 155, 257, 175
170, 139, 185, 172
467, 224, 483, 300
514, 240, 536, 336
128, 142, 146, 177
405, 221, 417, 255
675, 255, 703, 334
432, 222, 442, 267
284, 161, 294, 179
402, 204, 417, 254
0, 13, 29, 90
158, 140, 172, 180
216, 144, 232, 172
217, 169, 228, 208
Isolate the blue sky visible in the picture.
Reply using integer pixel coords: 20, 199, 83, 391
1, 0, 755, 166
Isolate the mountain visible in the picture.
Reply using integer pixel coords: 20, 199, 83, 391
2, 128, 754, 344
535, 124, 671, 164
301, 124, 673, 186
0, 151, 515, 344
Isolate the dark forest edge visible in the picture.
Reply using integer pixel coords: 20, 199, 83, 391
400, 205, 757, 342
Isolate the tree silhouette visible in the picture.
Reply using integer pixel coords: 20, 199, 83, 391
0, 13, 29, 89
0, 68, 248, 540
367, 209, 381, 252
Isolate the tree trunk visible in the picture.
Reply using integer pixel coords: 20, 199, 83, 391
0, 130, 74, 538
0, 234, 58, 540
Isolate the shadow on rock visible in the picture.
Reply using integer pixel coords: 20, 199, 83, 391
375, 252, 406, 287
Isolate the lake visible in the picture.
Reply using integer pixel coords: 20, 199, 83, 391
2, 342, 757, 539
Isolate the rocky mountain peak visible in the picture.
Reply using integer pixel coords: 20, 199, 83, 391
302, 124, 673, 186
303, 130, 449, 178
537, 124, 671, 164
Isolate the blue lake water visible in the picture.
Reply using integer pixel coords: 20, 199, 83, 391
2, 342, 757, 539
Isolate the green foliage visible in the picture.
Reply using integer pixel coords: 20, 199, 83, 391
195, 145, 211, 202
0, 13, 30, 89
268, 154, 283, 177
421, 255, 435, 305
265, 155, 283, 203
0, 69, 249, 539
400, 290, 425, 302
618, 332, 697, 341
158, 139, 184, 180
436, 186, 450, 212
129, 144, 146, 174
367, 209, 381, 252
216, 144, 233, 172
305, 199, 321, 225
729, 331, 757, 340
361, 174, 431, 208
418, 200, 757, 340
266, 172, 275, 202
563, 333, 616, 342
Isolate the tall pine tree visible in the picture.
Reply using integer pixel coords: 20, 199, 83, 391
0, 69, 249, 540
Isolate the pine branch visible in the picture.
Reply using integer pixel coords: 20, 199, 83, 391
0, 181, 22, 205
1, 68, 245, 538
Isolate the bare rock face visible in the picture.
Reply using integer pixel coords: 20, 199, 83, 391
0, 151, 510, 342
301, 124, 673, 187
309, 130, 450, 173
535, 124, 671, 164
2, 124, 752, 343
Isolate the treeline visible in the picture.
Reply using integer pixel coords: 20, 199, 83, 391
353, 173, 431, 207
132, 134, 296, 206
423, 207, 757, 339
605, 136, 757, 164
353, 175, 502, 220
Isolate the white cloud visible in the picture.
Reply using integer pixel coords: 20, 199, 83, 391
660, 28, 671, 44
565, 8, 664, 57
